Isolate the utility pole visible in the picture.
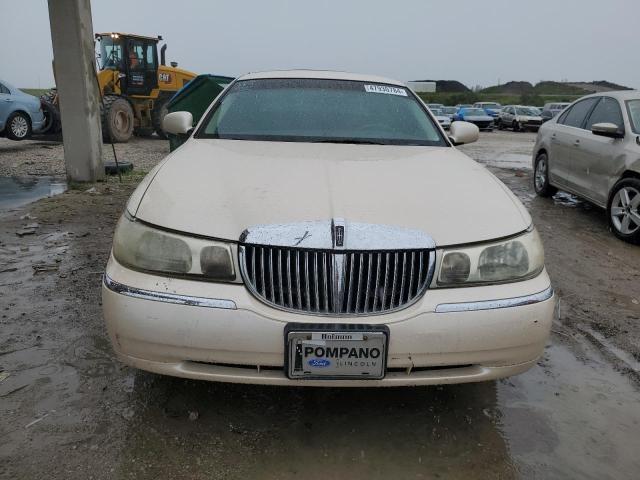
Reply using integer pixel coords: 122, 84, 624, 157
47, 0, 103, 182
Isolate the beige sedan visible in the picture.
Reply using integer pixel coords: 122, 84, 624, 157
102, 70, 554, 387
533, 91, 640, 244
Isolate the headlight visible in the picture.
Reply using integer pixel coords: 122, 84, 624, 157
112, 213, 238, 282
436, 228, 544, 286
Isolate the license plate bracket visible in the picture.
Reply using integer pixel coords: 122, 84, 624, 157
284, 323, 389, 380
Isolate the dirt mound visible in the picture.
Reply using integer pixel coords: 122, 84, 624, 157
482, 81, 534, 94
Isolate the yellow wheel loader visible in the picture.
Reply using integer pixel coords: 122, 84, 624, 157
42, 33, 197, 143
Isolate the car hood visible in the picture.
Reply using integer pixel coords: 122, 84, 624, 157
132, 139, 530, 246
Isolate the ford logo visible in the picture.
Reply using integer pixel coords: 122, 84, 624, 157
308, 358, 331, 368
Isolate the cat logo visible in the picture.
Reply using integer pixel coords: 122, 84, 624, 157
159, 73, 171, 83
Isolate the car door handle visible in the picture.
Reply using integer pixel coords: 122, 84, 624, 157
573, 139, 580, 147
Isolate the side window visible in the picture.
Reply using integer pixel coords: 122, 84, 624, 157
585, 97, 624, 131
144, 43, 156, 70
0, 83, 9, 94
508, 107, 515, 114
558, 98, 598, 128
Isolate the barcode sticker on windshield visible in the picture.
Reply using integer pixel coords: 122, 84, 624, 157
364, 85, 408, 96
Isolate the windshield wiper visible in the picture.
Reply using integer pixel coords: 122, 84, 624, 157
311, 139, 389, 145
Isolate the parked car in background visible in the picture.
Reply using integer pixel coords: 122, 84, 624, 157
473, 102, 502, 118
455, 104, 472, 110
497, 105, 543, 132
542, 102, 571, 116
428, 107, 452, 130
441, 106, 458, 120
0, 80, 46, 141
454, 107, 494, 130
103, 70, 554, 387
426, 103, 444, 111
533, 91, 640, 244
540, 110, 555, 123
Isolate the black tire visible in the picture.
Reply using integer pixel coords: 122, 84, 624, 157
607, 178, 640, 245
533, 152, 557, 197
134, 127, 155, 137
101, 95, 134, 143
39, 89, 62, 135
104, 160, 134, 175
496, 119, 504, 130
40, 99, 61, 135
512, 120, 520, 132
6, 111, 32, 141
151, 95, 171, 139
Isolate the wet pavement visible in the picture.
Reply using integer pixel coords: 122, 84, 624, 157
0, 176, 66, 210
1, 132, 640, 479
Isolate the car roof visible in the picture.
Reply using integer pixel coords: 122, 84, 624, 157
579, 90, 640, 101
237, 70, 406, 86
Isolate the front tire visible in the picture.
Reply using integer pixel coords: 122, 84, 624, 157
534, 152, 557, 197
512, 120, 520, 132
152, 95, 171, 139
6, 111, 32, 141
101, 95, 134, 143
608, 178, 640, 244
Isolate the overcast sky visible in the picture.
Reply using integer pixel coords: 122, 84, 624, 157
1, 0, 638, 89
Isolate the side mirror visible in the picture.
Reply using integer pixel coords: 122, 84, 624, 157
449, 121, 479, 145
163, 111, 193, 135
591, 122, 624, 139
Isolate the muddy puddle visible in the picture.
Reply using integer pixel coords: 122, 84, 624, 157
0, 176, 66, 211
68, 336, 636, 479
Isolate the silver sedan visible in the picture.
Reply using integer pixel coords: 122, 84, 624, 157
533, 91, 640, 244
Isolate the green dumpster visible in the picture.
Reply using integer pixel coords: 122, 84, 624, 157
167, 74, 235, 151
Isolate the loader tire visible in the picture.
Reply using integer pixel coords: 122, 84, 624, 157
101, 95, 134, 143
151, 95, 171, 139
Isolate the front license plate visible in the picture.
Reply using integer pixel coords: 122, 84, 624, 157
286, 324, 388, 380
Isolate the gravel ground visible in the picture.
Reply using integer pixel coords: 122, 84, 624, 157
1, 131, 639, 479
0, 136, 169, 177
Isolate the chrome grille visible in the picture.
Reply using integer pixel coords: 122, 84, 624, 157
240, 245, 434, 316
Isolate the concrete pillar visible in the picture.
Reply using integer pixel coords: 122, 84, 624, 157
47, 0, 103, 182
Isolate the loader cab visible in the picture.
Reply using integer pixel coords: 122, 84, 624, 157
96, 33, 159, 97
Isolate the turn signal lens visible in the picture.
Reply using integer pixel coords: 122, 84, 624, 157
440, 252, 471, 284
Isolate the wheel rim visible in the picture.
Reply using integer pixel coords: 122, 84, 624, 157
11, 116, 28, 138
535, 157, 547, 191
114, 110, 130, 132
611, 186, 640, 235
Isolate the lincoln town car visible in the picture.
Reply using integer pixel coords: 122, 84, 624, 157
102, 70, 555, 386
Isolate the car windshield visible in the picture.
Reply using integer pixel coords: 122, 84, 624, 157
464, 108, 487, 116
482, 104, 501, 109
627, 99, 640, 134
197, 79, 446, 146
442, 107, 457, 114
516, 107, 536, 115
430, 108, 443, 115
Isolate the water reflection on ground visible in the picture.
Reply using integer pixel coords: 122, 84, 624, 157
0, 176, 67, 210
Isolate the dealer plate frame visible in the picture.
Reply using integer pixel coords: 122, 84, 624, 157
284, 323, 390, 380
